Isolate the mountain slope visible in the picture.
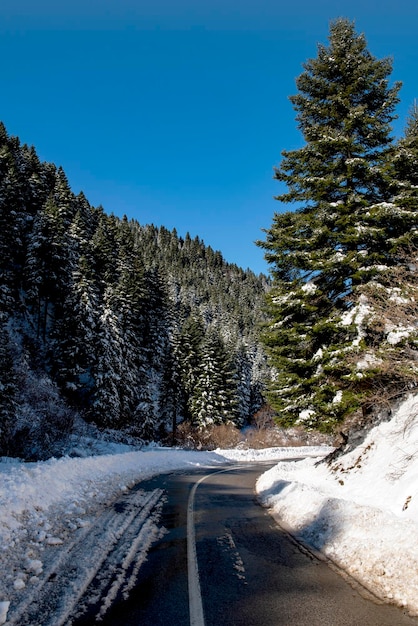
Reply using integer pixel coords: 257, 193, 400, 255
0, 122, 270, 458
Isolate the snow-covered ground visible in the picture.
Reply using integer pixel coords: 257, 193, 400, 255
257, 393, 418, 617
1, 395, 417, 623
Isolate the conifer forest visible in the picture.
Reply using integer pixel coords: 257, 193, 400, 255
1, 18, 418, 460
0, 121, 270, 458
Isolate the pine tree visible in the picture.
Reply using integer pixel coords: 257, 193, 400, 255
177, 315, 206, 421
52, 254, 100, 409
159, 324, 186, 441
0, 126, 27, 308
0, 318, 17, 453
392, 102, 418, 228
91, 288, 124, 428
258, 19, 412, 430
190, 330, 238, 428
25, 195, 75, 343
233, 342, 253, 426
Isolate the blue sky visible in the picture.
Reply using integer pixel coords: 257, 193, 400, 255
1, 1, 417, 275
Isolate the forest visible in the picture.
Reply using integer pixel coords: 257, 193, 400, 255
0, 123, 270, 459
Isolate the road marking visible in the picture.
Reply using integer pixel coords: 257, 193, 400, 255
187, 466, 246, 626
187, 475, 207, 626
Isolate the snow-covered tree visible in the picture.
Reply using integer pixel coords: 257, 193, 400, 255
0, 318, 17, 453
341, 251, 418, 413
232, 342, 253, 426
392, 102, 418, 226
190, 330, 238, 428
258, 19, 416, 430
157, 319, 186, 441
172, 315, 203, 421
51, 254, 100, 409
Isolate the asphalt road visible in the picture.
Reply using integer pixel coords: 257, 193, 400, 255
73, 464, 418, 626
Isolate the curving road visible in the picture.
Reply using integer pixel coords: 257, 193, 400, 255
72, 464, 417, 626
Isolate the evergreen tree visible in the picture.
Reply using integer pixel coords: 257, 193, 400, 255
159, 324, 185, 441
25, 195, 74, 343
51, 254, 100, 409
133, 382, 157, 440
392, 102, 418, 229
91, 211, 120, 290
112, 258, 148, 427
49, 195, 99, 406
0, 318, 17, 453
0, 126, 26, 307
91, 289, 124, 428
258, 19, 413, 430
177, 315, 206, 421
233, 342, 253, 426
190, 330, 238, 428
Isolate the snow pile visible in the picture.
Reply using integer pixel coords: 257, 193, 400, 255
257, 394, 418, 615
215, 445, 333, 462
0, 444, 327, 623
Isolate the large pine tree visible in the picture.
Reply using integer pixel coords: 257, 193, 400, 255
258, 18, 416, 431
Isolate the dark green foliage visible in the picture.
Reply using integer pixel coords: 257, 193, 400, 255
0, 123, 269, 455
258, 19, 417, 431
0, 317, 17, 452
392, 102, 418, 227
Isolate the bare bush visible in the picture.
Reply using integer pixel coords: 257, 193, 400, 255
238, 404, 335, 449
8, 369, 76, 460
174, 422, 243, 450
174, 409, 336, 451
242, 424, 334, 449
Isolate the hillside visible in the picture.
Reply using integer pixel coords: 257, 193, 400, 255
0, 122, 271, 459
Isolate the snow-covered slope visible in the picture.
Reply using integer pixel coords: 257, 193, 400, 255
256, 394, 418, 616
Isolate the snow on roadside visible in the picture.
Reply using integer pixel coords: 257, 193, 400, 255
0, 444, 328, 623
214, 445, 334, 462
256, 394, 418, 616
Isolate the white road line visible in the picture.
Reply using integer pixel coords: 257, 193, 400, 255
187, 475, 207, 626
186, 466, 246, 626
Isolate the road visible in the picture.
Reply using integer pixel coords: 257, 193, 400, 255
71, 463, 417, 626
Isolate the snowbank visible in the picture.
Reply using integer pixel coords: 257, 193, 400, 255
256, 394, 418, 616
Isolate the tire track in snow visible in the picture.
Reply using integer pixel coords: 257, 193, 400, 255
7, 487, 165, 626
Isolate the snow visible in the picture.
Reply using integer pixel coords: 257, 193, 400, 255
356, 351, 383, 370
339, 295, 373, 351
256, 394, 418, 616
386, 325, 416, 345
1, 395, 418, 620
298, 408, 316, 422
0, 602, 10, 626
340, 294, 370, 328
301, 281, 317, 294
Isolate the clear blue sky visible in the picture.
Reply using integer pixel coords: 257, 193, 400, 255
1, 1, 417, 275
